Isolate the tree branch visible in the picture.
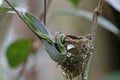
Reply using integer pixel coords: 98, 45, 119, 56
91, 0, 104, 45
39, 0, 52, 22
82, 0, 104, 80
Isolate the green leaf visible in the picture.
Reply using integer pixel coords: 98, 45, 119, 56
69, 0, 81, 7
6, 39, 32, 68
0, 7, 12, 13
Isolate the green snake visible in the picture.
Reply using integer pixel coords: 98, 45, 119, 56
21, 13, 67, 62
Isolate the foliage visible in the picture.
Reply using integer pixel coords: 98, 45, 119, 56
6, 39, 32, 68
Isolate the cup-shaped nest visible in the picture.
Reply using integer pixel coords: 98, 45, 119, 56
59, 34, 93, 78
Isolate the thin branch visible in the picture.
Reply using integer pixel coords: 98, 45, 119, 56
4, 0, 31, 29
4, 0, 22, 18
39, 0, 52, 21
91, 0, 104, 45
44, 0, 47, 25
82, 0, 104, 80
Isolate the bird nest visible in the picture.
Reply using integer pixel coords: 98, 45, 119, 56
58, 34, 93, 79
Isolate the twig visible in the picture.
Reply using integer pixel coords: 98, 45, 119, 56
44, 0, 47, 25
82, 0, 104, 80
4, 0, 32, 29
91, 0, 104, 45
39, 0, 52, 21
